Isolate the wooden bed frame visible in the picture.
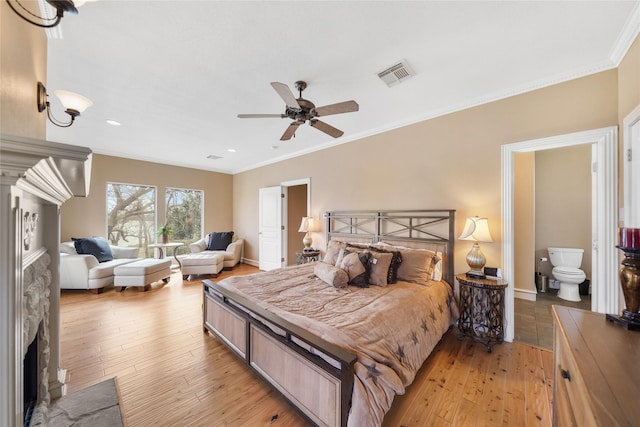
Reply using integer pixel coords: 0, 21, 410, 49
202, 210, 455, 427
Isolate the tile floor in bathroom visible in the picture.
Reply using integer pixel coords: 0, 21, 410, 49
514, 288, 591, 350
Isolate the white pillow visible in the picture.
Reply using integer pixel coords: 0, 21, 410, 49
432, 251, 443, 281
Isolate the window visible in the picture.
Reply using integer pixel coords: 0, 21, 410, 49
106, 183, 156, 257
165, 187, 203, 254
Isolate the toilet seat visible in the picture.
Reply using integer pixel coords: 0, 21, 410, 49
552, 266, 585, 277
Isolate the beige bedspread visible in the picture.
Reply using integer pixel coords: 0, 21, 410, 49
217, 262, 459, 426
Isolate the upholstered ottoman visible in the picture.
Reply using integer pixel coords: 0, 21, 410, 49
181, 252, 224, 280
113, 258, 172, 291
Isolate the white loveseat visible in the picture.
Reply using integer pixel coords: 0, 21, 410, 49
182, 234, 244, 279
60, 241, 140, 293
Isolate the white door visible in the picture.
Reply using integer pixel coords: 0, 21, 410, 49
259, 186, 283, 271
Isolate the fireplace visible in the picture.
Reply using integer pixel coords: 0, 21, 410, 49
1, 134, 92, 427
24, 335, 38, 426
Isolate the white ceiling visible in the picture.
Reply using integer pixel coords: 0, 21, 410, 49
44, 1, 640, 174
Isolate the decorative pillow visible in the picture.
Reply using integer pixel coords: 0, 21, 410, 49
339, 251, 371, 287
72, 237, 113, 263
207, 231, 234, 251
59, 241, 77, 255
366, 250, 394, 287
367, 245, 402, 284
432, 251, 443, 281
323, 240, 345, 265
314, 262, 349, 289
395, 247, 440, 286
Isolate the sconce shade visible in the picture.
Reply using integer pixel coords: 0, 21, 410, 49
54, 90, 93, 116
37, 82, 92, 127
459, 217, 493, 242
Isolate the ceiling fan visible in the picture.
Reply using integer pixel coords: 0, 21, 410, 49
237, 81, 359, 141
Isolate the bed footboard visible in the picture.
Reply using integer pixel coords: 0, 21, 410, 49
203, 280, 357, 427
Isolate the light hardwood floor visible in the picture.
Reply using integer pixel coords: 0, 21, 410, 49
59, 264, 554, 426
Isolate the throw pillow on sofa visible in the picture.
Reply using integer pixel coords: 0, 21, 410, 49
207, 231, 234, 251
72, 237, 114, 263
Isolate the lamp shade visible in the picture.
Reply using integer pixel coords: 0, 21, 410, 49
459, 217, 493, 243
306, 217, 321, 232
298, 217, 321, 233
54, 90, 93, 114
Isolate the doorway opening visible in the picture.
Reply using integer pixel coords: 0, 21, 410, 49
501, 126, 618, 343
281, 178, 311, 266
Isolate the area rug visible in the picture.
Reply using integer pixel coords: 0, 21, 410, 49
47, 377, 124, 427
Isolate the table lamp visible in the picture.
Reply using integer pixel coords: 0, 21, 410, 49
298, 217, 321, 251
459, 216, 493, 279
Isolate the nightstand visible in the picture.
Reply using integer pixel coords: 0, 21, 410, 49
456, 273, 508, 353
296, 250, 320, 265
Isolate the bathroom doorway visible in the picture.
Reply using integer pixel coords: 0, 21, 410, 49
513, 146, 593, 349
502, 126, 619, 344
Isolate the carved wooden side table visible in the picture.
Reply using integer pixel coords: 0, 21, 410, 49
456, 273, 508, 352
296, 250, 321, 265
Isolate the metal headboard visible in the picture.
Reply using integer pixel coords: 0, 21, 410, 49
324, 210, 456, 285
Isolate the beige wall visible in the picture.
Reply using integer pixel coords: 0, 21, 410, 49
618, 34, 640, 221
535, 145, 592, 280
234, 70, 619, 274
618, 35, 640, 122
1, 0, 47, 138
61, 154, 233, 243
514, 152, 535, 292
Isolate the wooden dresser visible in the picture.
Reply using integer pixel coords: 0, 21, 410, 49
552, 305, 640, 426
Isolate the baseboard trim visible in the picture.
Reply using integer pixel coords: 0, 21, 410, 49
515, 288, 537, 301
242, 257, 258, 267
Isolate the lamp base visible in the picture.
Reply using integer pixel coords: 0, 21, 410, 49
606, 313, 640, 331
466, 270, 486, 279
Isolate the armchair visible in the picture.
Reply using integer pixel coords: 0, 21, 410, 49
181, 234, 244, 279
189, 234, 244, 268
59, 241, 140, 293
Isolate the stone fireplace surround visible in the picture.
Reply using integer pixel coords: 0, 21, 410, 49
1, 134, 92, 427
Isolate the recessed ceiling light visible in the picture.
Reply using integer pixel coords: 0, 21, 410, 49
106, 119, 121, 126
227, 148, 236, 153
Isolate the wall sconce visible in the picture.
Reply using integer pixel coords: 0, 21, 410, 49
298, 216, 321, 251
459, 216, 493, 279
37, 82, 92, 128
6, 0, 79, 28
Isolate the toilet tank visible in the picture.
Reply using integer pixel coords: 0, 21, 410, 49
548, 247, 584, 268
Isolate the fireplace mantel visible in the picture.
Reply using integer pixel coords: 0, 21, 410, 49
0, 134, 92, 427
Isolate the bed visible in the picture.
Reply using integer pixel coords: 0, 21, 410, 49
202, 210, 458, 426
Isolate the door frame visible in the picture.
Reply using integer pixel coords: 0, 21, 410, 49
501, 126, 618, 342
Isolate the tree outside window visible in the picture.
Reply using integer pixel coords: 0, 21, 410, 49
165, 188, 203, 255
106, 183, 156, 257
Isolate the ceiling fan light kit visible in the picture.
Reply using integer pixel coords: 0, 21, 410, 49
238, 80, 359, 141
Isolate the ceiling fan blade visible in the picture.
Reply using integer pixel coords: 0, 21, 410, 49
271, 82, 301, 111
237, 114, 285, 119
280, 122, 301, 141
309, 120, 344, 138
313, 100, 359, 117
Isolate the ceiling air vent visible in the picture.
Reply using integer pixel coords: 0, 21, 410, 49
206, 154, 223, 160
377, 60, 415, 87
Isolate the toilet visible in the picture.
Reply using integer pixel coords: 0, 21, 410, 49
547, 247, 586, 302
